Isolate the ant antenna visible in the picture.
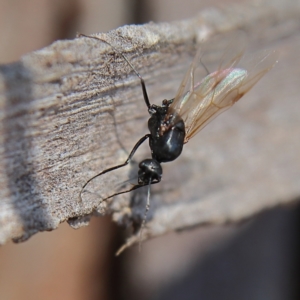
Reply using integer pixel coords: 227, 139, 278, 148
78, 33, 151, 109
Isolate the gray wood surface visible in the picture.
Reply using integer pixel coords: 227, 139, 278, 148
0, 0, 299, 251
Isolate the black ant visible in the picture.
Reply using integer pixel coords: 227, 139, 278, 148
78, 32, 277, 252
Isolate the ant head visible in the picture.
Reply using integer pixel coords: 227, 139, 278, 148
162, 99, 173, 107
148, 99, 173, 116
148, 103, 169, 117
138, 159, 162, 184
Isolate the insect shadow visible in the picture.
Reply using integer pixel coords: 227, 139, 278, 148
79, 31, 277, 252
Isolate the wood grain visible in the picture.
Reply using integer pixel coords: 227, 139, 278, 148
0, 0, 299, 251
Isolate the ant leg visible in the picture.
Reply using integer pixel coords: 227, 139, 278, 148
92, 177, 160, 210
79, 134, 151, 202
78, 33, 151, 109
138, 181, 151, 251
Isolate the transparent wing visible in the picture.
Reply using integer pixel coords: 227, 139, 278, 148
169, 31, 277, 143
170, 31, 246, 116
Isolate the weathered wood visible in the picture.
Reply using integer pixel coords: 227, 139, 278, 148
0, 0, 299, 250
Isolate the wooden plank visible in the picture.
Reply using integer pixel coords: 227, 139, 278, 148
0, 0, 299, 251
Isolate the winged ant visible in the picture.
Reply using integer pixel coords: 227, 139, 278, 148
79, 32, 277, 252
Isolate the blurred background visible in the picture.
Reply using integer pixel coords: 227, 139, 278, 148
0, 0, 299, 299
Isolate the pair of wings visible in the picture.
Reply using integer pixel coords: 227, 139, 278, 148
168, 32, 277, 143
